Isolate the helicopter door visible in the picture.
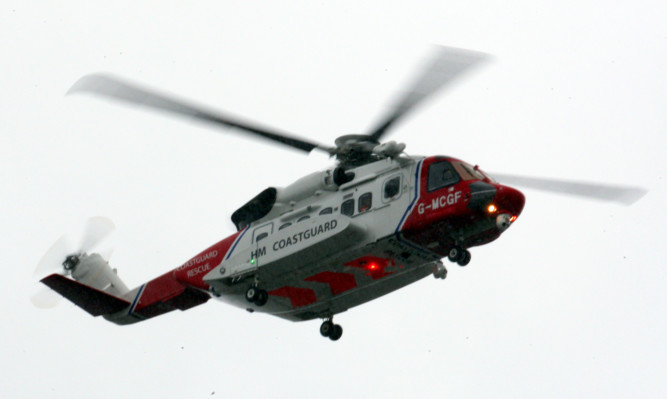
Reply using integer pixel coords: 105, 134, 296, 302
251, 222, 273, 262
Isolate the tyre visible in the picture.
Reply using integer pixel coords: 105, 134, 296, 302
457, 250, 471, 267
320, 320, 334, 337
329, 324, 343, 341
255, 290, 268, 306
448, 247, 460, 262
245, 287, 258, 303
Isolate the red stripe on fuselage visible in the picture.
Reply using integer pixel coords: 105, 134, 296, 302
344, 256, 396, 280
305, 271, 357, 295
268, 287, 317, 308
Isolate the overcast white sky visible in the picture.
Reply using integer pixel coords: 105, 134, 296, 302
2, 1, 665, 398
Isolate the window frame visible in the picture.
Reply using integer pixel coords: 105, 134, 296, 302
341, 199, 355, 216
252, 222, 274, 243
382, 174, 402, 203
358, 192, 372, 213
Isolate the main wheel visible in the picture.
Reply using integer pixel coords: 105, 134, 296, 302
329, 324, 343, 341
448, 247, 461, 262
457, 250, 471, 266
245, 286, 259, 303
255, 289, 268, 306
320, 320, 334, 337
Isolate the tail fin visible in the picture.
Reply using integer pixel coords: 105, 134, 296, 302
41, 274, 130, 316
40, 253, 211, 325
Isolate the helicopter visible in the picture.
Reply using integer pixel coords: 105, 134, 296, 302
32, 46, 646, 341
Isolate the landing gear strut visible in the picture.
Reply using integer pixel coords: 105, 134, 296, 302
245, 286, 269, 307
448, 246, 471, 267
320, 319, 343, 341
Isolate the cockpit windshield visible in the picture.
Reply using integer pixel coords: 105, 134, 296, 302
452, 161, 483, 181
452, 161, 496, 183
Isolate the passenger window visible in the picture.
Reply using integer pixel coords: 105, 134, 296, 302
427, 161, 460, 192
383, 176, 401, 200
319, 207, 333, 215
358, 193, 372, 213
297, 215, 310, 223
279, 222, 292, 230
341, 199, 354, 216
255, 232, 268, 242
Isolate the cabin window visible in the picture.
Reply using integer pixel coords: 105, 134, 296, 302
255, 232, 268, 242
279, 222, 292, 230
297, 215, 310, 223
427, 161, 460, 192
319, 207, 333, 215
358, 193, 372, 213
383, 176, 401, 200
341, 199, 355, 216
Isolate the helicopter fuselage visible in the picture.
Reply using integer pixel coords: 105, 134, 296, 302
106, 155, 524, 324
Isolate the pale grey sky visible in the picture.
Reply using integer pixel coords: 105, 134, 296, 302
1, 1, 665, 398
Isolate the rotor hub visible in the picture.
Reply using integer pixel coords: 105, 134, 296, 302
62, 254, 81, 271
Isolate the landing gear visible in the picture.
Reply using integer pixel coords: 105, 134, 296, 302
320, 319, 343, 341
448, 246, 471, 267
457, 250, 471, 267
433, 261, 447, 279
245, 286, 269, 307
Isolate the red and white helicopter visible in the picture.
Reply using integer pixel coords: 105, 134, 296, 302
33, 47, 646, 341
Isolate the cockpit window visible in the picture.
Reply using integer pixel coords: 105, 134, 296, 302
427, 161, 460, 192
453, 161, 484, 181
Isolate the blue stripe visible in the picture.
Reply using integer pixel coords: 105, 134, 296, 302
128, 284, 146, 315
395, 159, 423, 233
225, 226, 249, 260
394, 159, 430, 255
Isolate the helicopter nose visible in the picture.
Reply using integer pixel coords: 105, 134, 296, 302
495, 185, 525, 218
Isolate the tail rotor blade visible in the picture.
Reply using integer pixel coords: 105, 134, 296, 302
80, 216, 115, 253
30, 286, 62, 309
491, 173, 648, 205
33, 235, 72, 278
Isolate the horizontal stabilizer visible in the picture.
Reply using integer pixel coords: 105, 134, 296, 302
41, 274, 130, 316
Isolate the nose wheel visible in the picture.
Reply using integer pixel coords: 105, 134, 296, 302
448, 246, 471, 267
320, 319, 343, 341
245, 286, 269, 307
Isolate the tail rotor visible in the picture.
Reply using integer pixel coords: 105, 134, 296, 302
31, 217, 116, 308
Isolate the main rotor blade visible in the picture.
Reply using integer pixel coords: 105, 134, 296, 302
491, 173, 648, 205
69, 74, 332, 154
367, 46, 489, 142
